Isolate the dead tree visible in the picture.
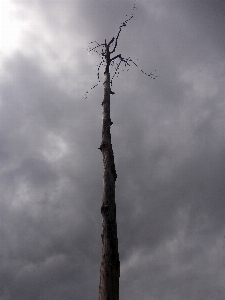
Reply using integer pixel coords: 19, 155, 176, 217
98, 42, 120, 300
86, 3, 157, 300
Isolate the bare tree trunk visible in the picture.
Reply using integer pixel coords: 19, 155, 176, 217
98, 72, 120, 300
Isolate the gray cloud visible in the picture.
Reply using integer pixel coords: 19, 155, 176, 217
1, 0, 225, 299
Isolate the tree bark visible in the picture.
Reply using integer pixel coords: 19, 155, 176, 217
98, 72, 120, 300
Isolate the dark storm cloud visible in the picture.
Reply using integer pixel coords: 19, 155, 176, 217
1, 0, 225, 299
179, 0, 225, 52
0, 49, 102, 299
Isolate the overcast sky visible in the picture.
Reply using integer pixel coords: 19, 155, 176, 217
0, 0, 225, 299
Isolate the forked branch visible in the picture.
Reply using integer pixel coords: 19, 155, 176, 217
85, 1, 157, 98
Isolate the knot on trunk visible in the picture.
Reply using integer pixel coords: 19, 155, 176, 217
98, 142, 106, 151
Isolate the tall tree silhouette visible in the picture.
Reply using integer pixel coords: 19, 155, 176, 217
87, 3, 156, 299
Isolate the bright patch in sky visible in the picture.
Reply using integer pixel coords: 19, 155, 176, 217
0, 0, 24, 56
43, 132, 69, 162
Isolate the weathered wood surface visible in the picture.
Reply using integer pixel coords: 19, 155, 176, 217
98, 72, 120, 300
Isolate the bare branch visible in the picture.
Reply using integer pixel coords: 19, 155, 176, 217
108, 37, 115, 47
85, 0, 157, 99
110, 54, 122, 62
84, 59, 105, 99
87, 43, 104, 53
110, 2, 137, 54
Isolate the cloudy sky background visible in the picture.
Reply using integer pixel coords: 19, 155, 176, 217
0, 0, 225, 299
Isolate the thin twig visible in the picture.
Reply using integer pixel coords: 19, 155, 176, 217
84, 0, 157, 98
